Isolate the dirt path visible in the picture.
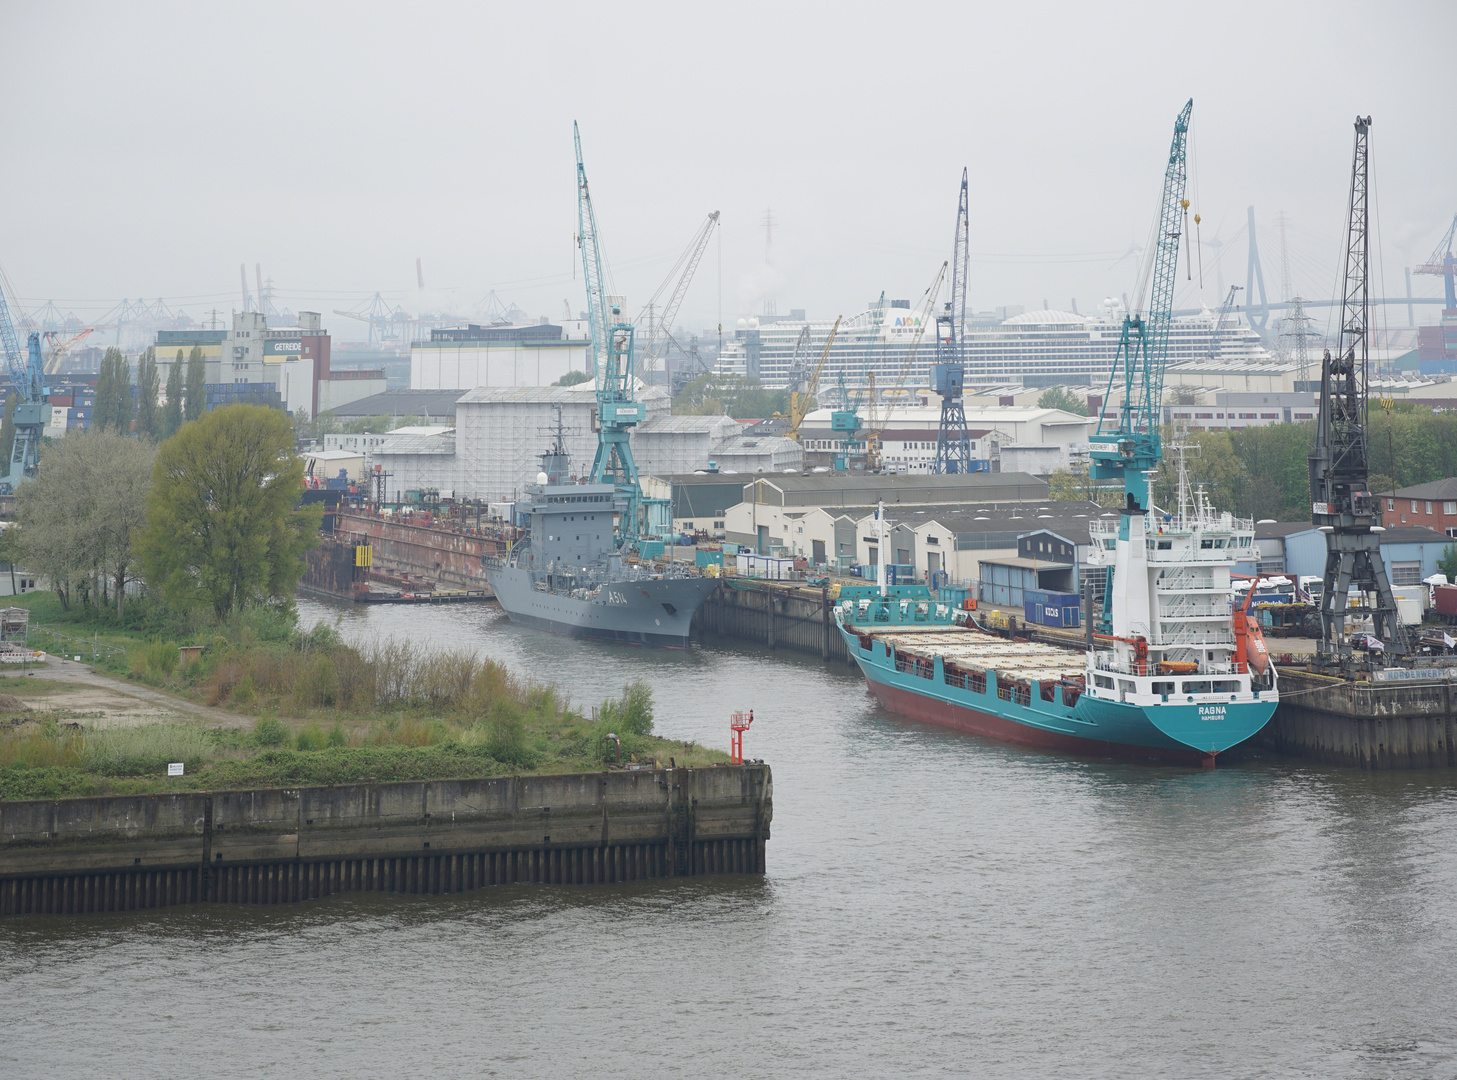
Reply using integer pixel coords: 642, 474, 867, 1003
0, 656, 253, 729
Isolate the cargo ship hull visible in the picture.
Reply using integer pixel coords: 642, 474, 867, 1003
488, 566, 719, 647
838, 610, 1276, 765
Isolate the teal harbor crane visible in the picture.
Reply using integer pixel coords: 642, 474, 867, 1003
0, 270, 50, 493
830, 371, 864, 472
573, 122, 666, 542
1090, 99, 1192, 513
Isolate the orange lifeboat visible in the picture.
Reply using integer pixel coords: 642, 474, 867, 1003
1158, 660, 1199, 675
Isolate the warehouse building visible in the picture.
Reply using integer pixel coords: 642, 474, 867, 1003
410, 323, 591, 390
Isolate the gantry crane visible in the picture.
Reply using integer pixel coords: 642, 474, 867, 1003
786, 316, 841, 441
934, 169, 972, 473
1308, 116, 1407, 667
1090, 99, 1192, 514
636, 211, 720, 377
866, 262, 946, 471
0, 268, 50, 492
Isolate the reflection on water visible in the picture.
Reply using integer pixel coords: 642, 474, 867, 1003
3, 597, 1456, 1078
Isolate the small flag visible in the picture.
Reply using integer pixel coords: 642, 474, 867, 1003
1444, 633, 1455, 650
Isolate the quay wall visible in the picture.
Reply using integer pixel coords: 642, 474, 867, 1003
1260, 668, 1457, 770
332, 513, 507, 591
696, 580, 853, 665
0, 765, 771, 916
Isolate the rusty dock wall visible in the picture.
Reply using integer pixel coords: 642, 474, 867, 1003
0, 765, 771, 916
695, 580, 853, 665
1257, 668, 1457, 770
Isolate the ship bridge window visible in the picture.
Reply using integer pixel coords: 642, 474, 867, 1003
1211, 680, 1240, 693
1157, 540, 1172, 550
1182, 680, 1212, 694
1093, 674, 1114, 690
1200, 538, 1214, 549
1214, 538, 1227, 548
1151, 680, 1175, 697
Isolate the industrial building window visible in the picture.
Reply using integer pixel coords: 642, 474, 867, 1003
1425, 502, 1433, 514
1412, 501, 1419, 513
1390, 562, 1421, 586
1445, 502, 1457, 514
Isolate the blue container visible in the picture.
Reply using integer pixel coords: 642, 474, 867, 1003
695, 549, 724, 568
639, 539, 665, 560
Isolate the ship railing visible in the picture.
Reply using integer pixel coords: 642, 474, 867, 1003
482, 555, 506, 571
1151, 626, 1236, 647
1158, 595, 1230, 619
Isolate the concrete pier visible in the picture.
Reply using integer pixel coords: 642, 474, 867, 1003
696, 580, 852, 665
0, 765, 771, 916
1258, 668, 1457, 769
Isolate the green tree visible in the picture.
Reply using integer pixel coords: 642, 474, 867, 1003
183, 345, 206, 421
137, 405, 322, 619
1047, 462, 1121, 507
1036, 386, 1089, 416
17, 429, 155, 615
135, 347, 160, 439
553, 369, 593, 387
0, 523, 21, 594
161, 349, 184, 439
93, 348, 119, 432
0, 392, 15, 468
1439, 544, 1457, 582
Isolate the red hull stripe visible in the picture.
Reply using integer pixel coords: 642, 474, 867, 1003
866, 678, 1214, 767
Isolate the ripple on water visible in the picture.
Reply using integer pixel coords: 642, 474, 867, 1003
3, 598, 1456, 1078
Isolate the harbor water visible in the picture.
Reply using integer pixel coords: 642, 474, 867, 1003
4, 598, 1457, 1077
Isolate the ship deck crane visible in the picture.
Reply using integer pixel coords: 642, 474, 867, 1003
636, 211, 720, 377
786, 316, 841, 441
934, 169, 972, 473
1090, 99, 1193, 514
1308, 116, 1408, 667
866, 261, 946, 471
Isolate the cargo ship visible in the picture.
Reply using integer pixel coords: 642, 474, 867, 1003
484, 438, 718, 647
835, 485, 1278, 765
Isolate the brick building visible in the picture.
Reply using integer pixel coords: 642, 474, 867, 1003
1379, 478, 1457, 538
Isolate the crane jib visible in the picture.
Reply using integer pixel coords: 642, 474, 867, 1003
1090, 98, 1192, 512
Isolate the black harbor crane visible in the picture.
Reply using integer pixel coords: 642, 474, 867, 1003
1307, 116, 1408, 669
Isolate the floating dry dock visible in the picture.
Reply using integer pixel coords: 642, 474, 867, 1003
0, 765, 771, 916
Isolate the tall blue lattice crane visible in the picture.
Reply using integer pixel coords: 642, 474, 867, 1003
934, 168, 972, 473
574, 122, 651, 541
0, 270, 49, 492
1089, 99, 1192, 512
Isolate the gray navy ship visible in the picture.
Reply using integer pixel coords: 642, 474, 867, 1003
484, 438, 719, 647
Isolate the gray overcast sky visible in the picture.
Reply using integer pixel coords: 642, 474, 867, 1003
2, 0, 1453, 340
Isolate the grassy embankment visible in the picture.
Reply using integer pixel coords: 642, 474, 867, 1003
0, 592, 727, 801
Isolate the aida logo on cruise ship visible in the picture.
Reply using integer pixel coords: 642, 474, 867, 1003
892, 316, 922, 328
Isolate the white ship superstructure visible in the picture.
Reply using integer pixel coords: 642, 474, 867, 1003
1083, 465, 1275, 719
715, 303, 1272, 391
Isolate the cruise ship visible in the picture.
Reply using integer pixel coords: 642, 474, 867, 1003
715, 302, 1272, 392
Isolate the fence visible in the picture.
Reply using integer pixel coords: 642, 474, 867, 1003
24, 625, 129, 668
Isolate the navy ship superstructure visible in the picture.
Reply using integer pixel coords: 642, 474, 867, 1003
484, 445, 718, 647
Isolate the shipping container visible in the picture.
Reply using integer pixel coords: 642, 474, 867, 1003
1023, 589, 1082, 627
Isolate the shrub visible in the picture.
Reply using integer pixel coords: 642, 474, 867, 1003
598, 680, 654, 736
295, 723, 327, 751
252, 716, 289, 747
327, 722, 347, 748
